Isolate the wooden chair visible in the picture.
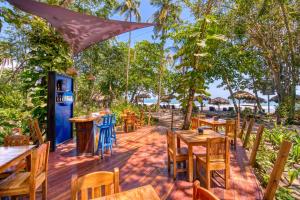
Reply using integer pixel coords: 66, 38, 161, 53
191, 117, 199, 129
166, 130, 188, 180
196, 137, 230, 190
135, 111, 144, 129
224, 120, 237, 149
4, 135, 30, 146
29, 119, 44, 145
243, 118, 255, 148
71, 168, 120, 200
124, 113, 136, 132
193, 180, 219, 200
0, 141, 50, 200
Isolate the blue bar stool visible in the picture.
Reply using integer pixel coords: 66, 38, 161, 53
97, 124, 113, 159
111, 114, 117, 145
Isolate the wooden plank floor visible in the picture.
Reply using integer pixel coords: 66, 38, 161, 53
47, 126, 263, 200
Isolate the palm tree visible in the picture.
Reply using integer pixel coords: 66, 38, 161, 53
116, 0, 141, 103
150, 0, 181, 110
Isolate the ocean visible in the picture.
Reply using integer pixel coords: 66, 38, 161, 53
143, 98, 278, 113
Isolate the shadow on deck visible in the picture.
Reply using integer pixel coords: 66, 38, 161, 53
47, 126, 263, 200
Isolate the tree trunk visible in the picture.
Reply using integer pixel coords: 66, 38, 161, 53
224, 76, 239, 113
130, 89, 137, 104
183, 87, 196, 130
156, 31, 166, 111
125, 13, 132, 103
252, 77, 263, 112
182, 0, 214, 130
279, 2, 296, 120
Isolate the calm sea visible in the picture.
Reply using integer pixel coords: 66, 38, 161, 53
143, 98, 278, 113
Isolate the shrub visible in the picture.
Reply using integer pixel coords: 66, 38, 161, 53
254, 123, 300, 198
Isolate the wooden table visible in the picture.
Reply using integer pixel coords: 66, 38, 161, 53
93, 185, 160, 200
176, 130, 224, 182
70, 115, 102, 155
0, 145, 35, 173
198, 118, 226, 131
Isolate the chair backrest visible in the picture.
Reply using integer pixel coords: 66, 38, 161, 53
30, 141, 50, 184
193, 180, 219, 200
225, 119, 236, 138
29, 119, 44, 145
126, 113, 136, 123
111, 114, 116, 125
191, 117, 199, 129
206, 137, 229, 163
4, 135, 30, 146
166, 130, 176, 155
71, 168, 120, 200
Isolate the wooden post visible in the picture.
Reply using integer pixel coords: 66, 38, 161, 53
236, 112, 240, 136
249, 125, 264, 166
243, 118, 254, 148
263, 140, 292, 200
147, 112, 151, 126
171, 109, 174, 130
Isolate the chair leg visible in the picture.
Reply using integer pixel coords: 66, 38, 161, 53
101, 145, 104, 159
29, 188, 36, 200
225, 168, 230, 189
173, 161, 177, 180
206, 169, 211, 190
42, 179, 47, 200
167, 155, 170, 174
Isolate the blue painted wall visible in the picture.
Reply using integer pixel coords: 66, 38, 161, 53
55, 75, 73, 145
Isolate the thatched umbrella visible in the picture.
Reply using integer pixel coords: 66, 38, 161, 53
210, 97, 230, 111
136, 93, 151, 105
195, 94, 211, 111
229, 91, 257, 111
270, 95, 300, 103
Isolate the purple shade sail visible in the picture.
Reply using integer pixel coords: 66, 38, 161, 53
7, 0, 154, 54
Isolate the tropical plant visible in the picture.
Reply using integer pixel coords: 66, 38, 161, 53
115, 0, 141, 102
151, 0, 181, 109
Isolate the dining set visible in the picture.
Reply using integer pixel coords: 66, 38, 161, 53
167, 114, 265, 198
167, 115, 243, 191
120, 110, 145, 133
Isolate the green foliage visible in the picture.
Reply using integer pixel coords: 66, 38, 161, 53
110, 101, 141, 125
254, 123, 300, 197
276, 102, 290, 119
129, 41, 161, 99
0, 71, 31, 143
275, 187, 295, 200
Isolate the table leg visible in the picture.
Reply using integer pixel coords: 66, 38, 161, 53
177, 135, 181, 149
188, 145, 193, 182
26, 153, 31, 171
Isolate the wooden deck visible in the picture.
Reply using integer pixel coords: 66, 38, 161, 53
47, 126, 263, 200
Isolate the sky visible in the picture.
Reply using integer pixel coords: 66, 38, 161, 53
1, 0, 299, 99
109, 0, 232, 98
